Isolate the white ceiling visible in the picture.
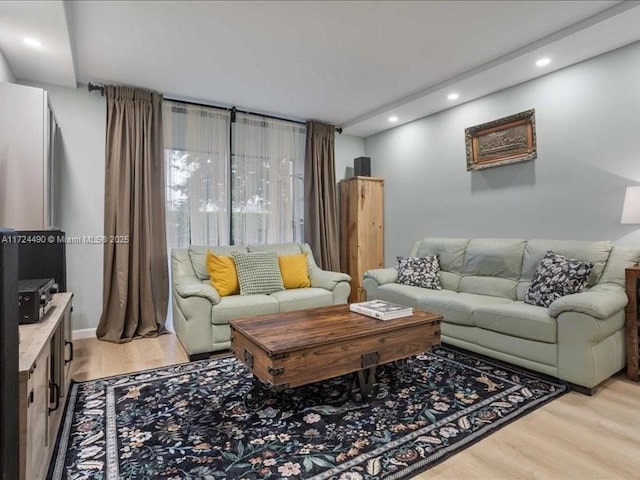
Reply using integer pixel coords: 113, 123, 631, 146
1, 1, 640, 137
0, 0, 75, 87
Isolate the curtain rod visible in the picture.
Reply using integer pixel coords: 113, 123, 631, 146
87, 82, 105, 95
87, 82, 343, 133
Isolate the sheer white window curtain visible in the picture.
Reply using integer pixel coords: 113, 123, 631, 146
164, 102, 305, 248
163, 101, 231, 248
232, 113, 306, 245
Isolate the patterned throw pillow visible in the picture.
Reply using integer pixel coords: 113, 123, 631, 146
396, 255, 441, 290
231, 251, 285, 296
524, 250, 593, 308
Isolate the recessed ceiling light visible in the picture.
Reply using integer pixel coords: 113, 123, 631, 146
536, 57, 551, 67
24, 37, 42, 48
388, 116, 398, 123
447, 92, 459, 101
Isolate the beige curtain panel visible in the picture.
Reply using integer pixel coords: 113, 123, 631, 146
96, 86, 169, 343
304, 120, 340, 271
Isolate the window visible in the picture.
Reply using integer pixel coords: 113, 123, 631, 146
232, 113, 305, 245
163, 101, 305, 248
163, 101, 230, 248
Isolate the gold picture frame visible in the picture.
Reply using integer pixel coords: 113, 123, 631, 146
465, 109, 537, 171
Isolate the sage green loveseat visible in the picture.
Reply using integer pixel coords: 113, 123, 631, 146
172, 242, 351, 360
363, 238, 639, 392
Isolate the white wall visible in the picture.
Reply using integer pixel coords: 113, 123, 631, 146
364, 41, 640, 265
0, 48, 15, 82
335, 133, 365, 182
22, 82, 106, 331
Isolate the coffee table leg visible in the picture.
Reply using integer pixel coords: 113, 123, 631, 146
355, 366, 377, 400
244, 376, 269, 411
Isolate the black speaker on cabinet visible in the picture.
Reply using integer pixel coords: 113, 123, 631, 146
17, 229, 67, 292
0, 228, 20, 480
354, 157, 371, 177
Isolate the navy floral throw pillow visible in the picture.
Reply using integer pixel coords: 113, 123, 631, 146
396, 255, 442, 290
524, 250, 593, 308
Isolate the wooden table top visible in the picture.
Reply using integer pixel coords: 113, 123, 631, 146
229, 304, 441, 355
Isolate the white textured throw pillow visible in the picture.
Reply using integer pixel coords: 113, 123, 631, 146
231, 251, 285, 295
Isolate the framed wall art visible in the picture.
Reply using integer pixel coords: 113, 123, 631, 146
465, 109, 537, 171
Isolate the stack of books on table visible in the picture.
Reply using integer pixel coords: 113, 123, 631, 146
349, 300, 414, 321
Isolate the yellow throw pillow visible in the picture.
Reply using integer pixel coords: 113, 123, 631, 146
278, 254, 310, 289
206, 250, 240, 296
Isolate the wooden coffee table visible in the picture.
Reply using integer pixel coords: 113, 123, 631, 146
229, 304, 441, 401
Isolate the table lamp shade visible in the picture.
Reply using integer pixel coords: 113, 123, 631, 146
621, 186, 640, 224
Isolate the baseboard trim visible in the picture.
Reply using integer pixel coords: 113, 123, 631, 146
72, 328, 96, 340
71, 327, 175, 340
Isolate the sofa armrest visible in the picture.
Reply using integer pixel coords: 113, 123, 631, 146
174, 277, 221, 305
364, 268, 398, 286
309, 267, 351, 291
548, 283, 628, 320
172, 248, 221, 304
299, 243, 351, 291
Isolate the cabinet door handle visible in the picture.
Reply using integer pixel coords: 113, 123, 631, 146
48, 381, 60, 413
65, 340, 74, 365
28, 389, 34, 405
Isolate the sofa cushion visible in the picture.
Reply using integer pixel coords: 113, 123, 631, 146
524, 251, 593, 308
206, 251, 239, 296
397, 255, 441, 289
417, 292, 512, 327
271, 288, 334, 312
411, 237, 467, 290
278, 254, 311, 289
459, 276, 517, 300
473, 301, 557, 343
412, 237, 468, 274
210, 295, 279, 324
376, 283, 456, 309
521, 239, 612, 287
232, 251, 285, 295
458, 239, 525, 299
462, 238, 526, 280
189, 245, 247, 280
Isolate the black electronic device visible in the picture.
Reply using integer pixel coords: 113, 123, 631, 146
17, 229, 67, 292
18, 278, 56, 324
354, 156, 371, 177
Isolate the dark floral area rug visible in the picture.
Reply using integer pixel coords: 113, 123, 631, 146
48, 346, 567, 480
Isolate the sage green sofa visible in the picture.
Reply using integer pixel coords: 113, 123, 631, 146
363, 238, 640, 392
172, 242, 351, 360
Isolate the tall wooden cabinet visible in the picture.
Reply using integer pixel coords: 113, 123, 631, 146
19, 293, 73, 480
340, 176, 384, 302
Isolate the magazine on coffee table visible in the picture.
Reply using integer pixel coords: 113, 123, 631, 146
349, 300, 413, 321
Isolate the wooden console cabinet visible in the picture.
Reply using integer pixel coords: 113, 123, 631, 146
625, 267, 640, 381
19, 293, 73, 480
340, 176, 384, 302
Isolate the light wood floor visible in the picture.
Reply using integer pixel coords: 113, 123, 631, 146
73, 334, 640, 480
